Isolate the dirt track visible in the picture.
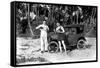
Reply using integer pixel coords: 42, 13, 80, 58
16, 37, 96, 65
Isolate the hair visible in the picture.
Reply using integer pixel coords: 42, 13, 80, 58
56, 22, 60, 25
43, 21, 46, 24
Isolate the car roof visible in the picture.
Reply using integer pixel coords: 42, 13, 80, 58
63, 24, 84, 28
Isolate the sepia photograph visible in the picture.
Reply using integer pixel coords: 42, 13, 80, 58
11, 1, 97, 66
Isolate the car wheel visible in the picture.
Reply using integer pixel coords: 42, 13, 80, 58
48, 41, 59, 53
77, 39, 86, 49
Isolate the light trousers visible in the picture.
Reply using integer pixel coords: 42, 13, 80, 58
40, 33, 48, 51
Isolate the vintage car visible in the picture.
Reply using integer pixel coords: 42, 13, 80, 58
47, 24, 87, 53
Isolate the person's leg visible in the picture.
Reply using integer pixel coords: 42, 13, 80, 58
44, 36, 48, 51
62, 40, 66, 52
40, 36, 44, 53
58, 41, 62, 52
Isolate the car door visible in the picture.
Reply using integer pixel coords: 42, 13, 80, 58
68, 28, 79, 46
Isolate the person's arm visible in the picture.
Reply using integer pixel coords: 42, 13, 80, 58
61, 26, 65, 33
55, 27, 59, 32
36, 25, 41, 29
56, 26, 65, 33
56, 26, 63, 33
47, 26, 49, 31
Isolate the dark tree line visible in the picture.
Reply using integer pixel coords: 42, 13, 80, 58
16, 3, 97, 37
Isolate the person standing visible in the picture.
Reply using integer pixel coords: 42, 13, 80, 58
56, 23, 66, 52
36, 21, 49, 53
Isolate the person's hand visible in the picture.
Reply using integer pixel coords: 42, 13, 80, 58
54, 29, 56, 32
56, 30, 64, 33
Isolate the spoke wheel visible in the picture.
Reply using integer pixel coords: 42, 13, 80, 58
48, 41, 59, 53
77, 39, 86, 49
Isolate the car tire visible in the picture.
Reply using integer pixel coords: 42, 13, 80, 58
77, 39, 86, 49
48, 41, 59, 53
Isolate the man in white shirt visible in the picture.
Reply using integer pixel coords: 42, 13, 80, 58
36, 21, 49, 53
56, 23, 66, 53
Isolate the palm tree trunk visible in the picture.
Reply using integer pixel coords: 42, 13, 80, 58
27, 4, 34, 36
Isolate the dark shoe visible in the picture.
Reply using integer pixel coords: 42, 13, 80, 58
45, 50, 48, 52
41, 51, 44, 53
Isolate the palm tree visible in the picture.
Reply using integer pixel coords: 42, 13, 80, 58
27, 4, 34, 36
